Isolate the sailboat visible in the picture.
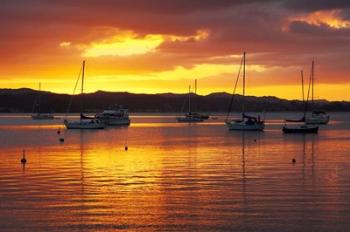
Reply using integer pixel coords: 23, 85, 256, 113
305, 60, 330, 125
283, 69, 318, 133
176, 84, 204, 122
31, 83, 54, 120
226, 52, 265, 131
64, 61, 105, 129
186, 79, 210, 120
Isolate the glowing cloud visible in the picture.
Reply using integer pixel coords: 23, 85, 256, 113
288, 10, 350, 29
82, 31, 164, 57
80, 29, 209, 58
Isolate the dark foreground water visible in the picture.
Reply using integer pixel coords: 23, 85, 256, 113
0, 112, 350, 232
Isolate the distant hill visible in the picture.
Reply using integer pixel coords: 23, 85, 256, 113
0, 88, 349, 113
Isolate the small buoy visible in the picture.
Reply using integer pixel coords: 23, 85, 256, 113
254, 139, 257, 142
57, 129, 61, 134
59, 137, 64, 142
125, 145, 128, 151
292, 158, 296, 164
21, 150, 27, 164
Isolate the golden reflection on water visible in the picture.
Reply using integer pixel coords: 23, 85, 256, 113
0, 113, 350, 231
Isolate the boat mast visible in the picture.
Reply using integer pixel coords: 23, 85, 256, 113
195, 79, 197, 95
188, 85, 191, 113
81, 61, 85, 95
242, 52, 246, 117
301, 70, 304, 103
80, 61, 85, 121
304, 63, 313, 118
38, 82, 42, 114
311, 60, 314, 104
194, 79, 197, 112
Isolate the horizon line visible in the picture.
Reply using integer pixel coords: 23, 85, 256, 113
0, 87, 347, 103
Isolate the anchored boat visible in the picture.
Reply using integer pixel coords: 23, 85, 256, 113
305, 60, 330, 125
225, 52, 265, 131
64, 61, 105, 130
283, 67, 318, 133
176, 84, 204, 123
95, 105, 130, 126
31, 83, 54, 120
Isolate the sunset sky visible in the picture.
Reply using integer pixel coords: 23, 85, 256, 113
1, 0, 350, 100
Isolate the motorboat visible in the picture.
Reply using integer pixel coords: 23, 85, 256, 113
305, 111, 330, 125
95, 105, 130, 126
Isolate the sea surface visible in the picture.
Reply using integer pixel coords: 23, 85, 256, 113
0, 112, 349, 232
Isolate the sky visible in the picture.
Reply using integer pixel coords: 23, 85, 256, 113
0, 0, 350, 100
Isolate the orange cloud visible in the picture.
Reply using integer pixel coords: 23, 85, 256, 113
82, 31, 164, 57
70, 29, 209, 58
288, 9, 350, 29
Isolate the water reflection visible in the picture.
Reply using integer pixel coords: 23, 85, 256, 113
0, 114, 350, 231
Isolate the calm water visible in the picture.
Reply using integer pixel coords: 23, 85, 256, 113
0, 112, 350, 231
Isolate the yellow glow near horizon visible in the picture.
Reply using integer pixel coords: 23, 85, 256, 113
2, 75, 349, 101
289, 9, 350, 29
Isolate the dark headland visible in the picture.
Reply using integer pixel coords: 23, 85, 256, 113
0, 88, 349, 113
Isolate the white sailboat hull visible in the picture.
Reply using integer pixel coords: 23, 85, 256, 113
226, 120, 265, 131
64, 119, 105, 129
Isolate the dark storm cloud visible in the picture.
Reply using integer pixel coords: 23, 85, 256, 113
289, 21, 350, 37
0, 0, 349, 86
0, 0, 274, 14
